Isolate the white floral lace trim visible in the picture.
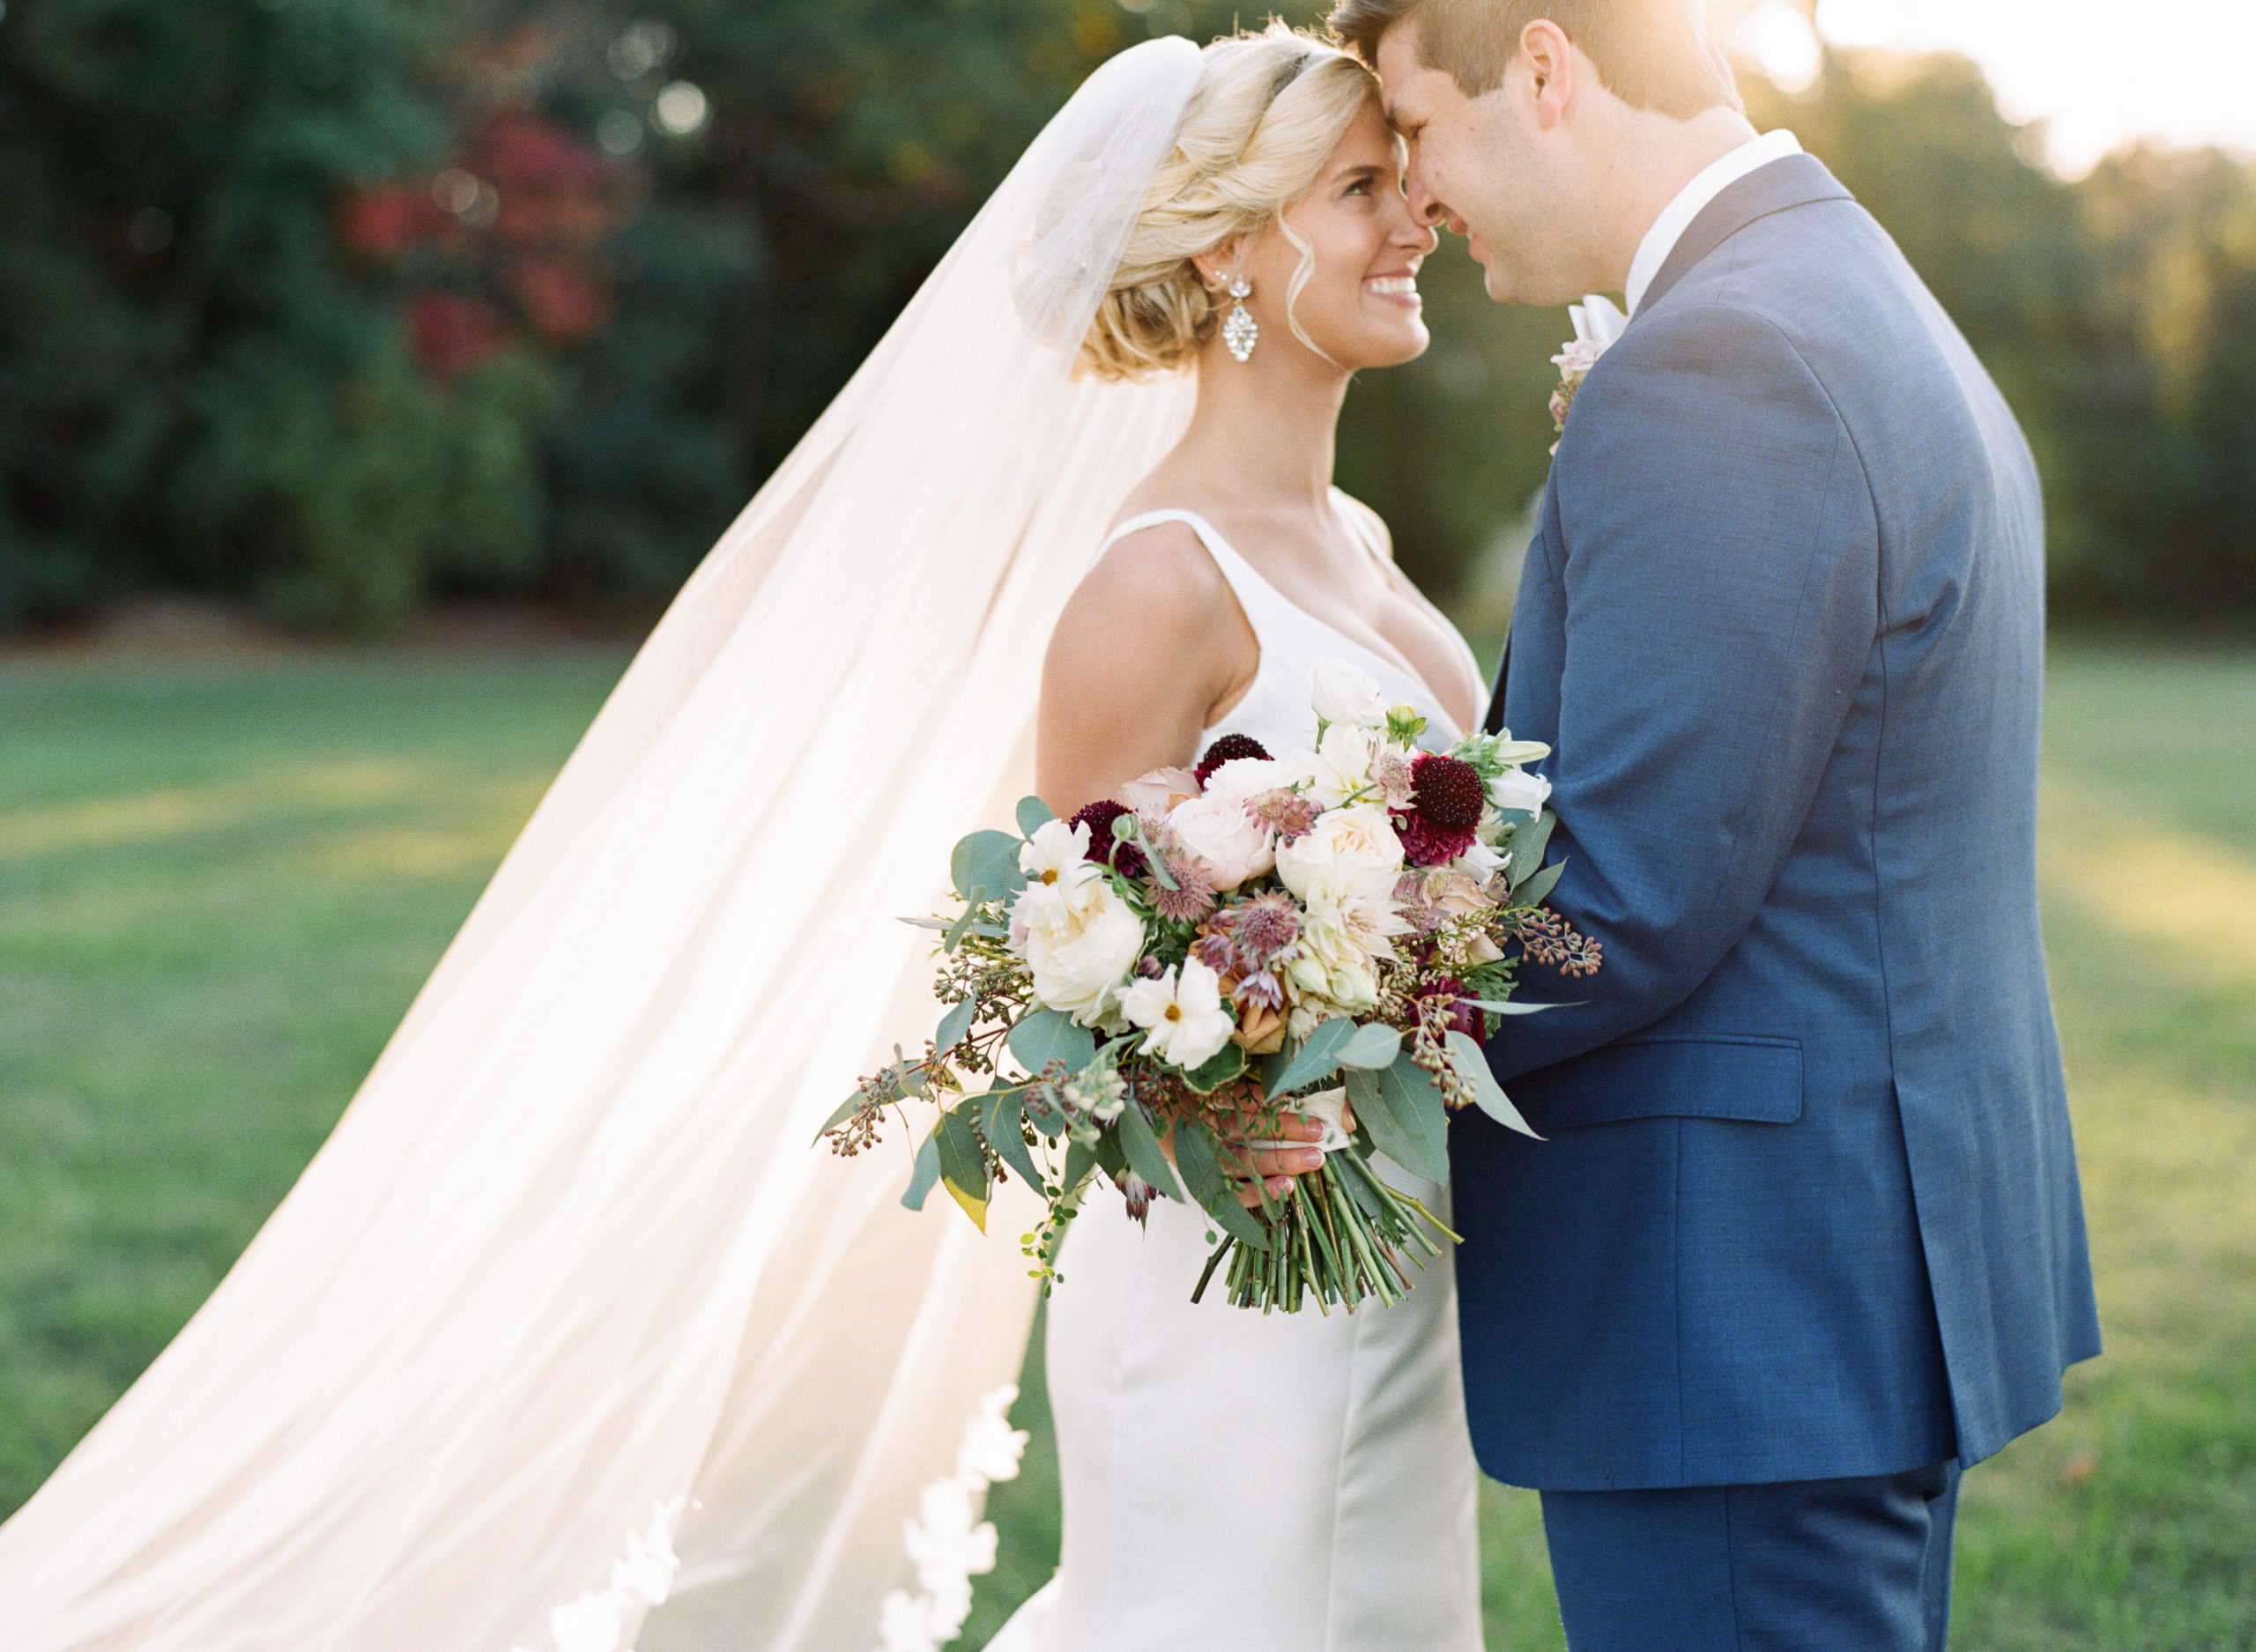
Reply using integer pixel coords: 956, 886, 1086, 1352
512, 1496, 686, 1652
875, 1385, 1031, 1652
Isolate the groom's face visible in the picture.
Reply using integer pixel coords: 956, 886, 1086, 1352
1374, 26, 1574, 306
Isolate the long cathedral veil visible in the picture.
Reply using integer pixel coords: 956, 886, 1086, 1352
0, 37, 1206, 1651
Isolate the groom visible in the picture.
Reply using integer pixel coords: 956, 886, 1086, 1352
1334, 1, 2101, 1646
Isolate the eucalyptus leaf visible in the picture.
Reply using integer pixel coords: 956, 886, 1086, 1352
1463, 997, 1571, 1017
1265, 1017, 1358, 1100
1170, 1118, 1228, 1209
943, 903, 982, 952
1204, 1182, 1273, 1251
814, 1092, 864, 1143
1176, 1040, 1248, 1094
1094, 1129, 1130, 1183
1023, 1088, 1070, 1138
1342, 1053, 1451, 1182
1510, 859, 1565, 910
1335, 1024, 1403, 1070
933, 997, 976, 1058
1506, 811, 1557, 888
1062, 1137, 1099, 1200
1444, 1030, 1542, 1139
900, 1129, 943, 1212
951, 830, 1024, 905
1016, 796, 1057, 837
1008, 1009, 1095, 1077
1115, 1103, 1185, 1202
976, 1088, 1042, 1188
936, 1108, 991, 1230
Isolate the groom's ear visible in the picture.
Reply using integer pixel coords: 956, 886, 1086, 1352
1518, 19, 1579, 131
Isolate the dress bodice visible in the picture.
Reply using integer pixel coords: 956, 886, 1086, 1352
1095, 491, 1484, 763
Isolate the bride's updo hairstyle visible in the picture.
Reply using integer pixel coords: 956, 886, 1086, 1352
1078, 26, 1381, 381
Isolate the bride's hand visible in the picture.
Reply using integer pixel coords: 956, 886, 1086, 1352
1198, 1080, 1354, 1207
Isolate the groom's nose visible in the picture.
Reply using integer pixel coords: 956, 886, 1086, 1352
1407, 174, 1443, 235
1402, 161, 1450, 232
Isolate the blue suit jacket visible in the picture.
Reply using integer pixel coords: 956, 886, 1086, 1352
1459, 154, 2101, 1492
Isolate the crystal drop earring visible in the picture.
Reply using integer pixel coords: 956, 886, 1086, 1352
1221, 274, 1258, 363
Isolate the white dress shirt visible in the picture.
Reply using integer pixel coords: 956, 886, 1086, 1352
1623, 128, 1805, 316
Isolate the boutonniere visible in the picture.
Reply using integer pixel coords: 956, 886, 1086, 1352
1548, 294, 1628, 455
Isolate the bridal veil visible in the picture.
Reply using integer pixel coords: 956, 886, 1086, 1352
0, 37, 1205, 1651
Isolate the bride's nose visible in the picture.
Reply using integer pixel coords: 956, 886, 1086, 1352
1391, 205, 1440, 256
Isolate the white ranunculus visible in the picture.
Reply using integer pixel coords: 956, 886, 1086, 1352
1488, 767, 1552, 817
1012, 872, 1145, 1024
1309, 656, 1389, 729
1166, 792, 1274, 892
1275, 803, 1405, 900
1118, 957, 1236, 1071
1297, 722, 1381, 810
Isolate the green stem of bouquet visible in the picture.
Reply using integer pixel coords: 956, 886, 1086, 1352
1195, 1152, 1453, 1315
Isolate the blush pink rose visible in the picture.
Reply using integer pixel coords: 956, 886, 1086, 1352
1166, 792, 1275, 893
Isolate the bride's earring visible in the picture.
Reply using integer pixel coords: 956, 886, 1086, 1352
1222, 275, 1258, 363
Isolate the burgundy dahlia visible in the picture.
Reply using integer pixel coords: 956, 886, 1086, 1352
1194, 733, 1272, 787
1069, 799, 1147, 878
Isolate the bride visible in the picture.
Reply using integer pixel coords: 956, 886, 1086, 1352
0, 26, 1484, 1652
997, 27, 1482, 1650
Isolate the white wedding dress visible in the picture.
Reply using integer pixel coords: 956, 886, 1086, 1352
0, 42, 1491, 1652
990, 499, 1487, 1652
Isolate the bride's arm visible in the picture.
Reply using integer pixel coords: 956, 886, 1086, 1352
1035, 522, 1255, 817
1035, 523, 1323, 1201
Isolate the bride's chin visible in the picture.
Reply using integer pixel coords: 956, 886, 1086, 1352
1360, 327, 1431, 371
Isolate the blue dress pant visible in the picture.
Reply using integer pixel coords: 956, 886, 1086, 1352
1540, 1461, 1960, 1650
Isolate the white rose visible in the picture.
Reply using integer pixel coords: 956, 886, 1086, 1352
1013, 874, 1146, 1025
1166, 792, 1274, 892
1488, 767, 1552, 817
1297, 722, 1380, 811
1309, 657, 1388, 729
1275, 803, 1405, 900
1118, 957, 1236, 1071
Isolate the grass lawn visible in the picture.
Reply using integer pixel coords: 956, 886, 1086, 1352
2, 643, 2251, 1647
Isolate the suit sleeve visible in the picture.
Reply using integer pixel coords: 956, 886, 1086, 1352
1488, 304, 1879, 1082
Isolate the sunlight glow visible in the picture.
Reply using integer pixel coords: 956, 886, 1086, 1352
1810, 0, 2256, 175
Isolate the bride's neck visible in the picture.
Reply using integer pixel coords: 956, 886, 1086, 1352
1168, 338, 1351, 514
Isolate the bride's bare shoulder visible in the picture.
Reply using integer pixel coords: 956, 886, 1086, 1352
1060, 513, 1232, 642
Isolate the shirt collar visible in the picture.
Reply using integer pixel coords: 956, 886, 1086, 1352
1623, 129, 1804, 318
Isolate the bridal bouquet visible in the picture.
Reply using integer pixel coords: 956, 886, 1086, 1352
821, 659, 1600, 1315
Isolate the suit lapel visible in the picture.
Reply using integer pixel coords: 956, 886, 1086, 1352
1486, 157, 1852, 738
1637, 152, 1853, 317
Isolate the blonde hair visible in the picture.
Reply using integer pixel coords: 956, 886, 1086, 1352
1078, 26, 1382, 381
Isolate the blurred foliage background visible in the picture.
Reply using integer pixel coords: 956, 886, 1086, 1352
3, 0, 2254, 637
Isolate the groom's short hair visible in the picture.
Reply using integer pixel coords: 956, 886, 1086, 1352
1330, 0, 1741, 119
